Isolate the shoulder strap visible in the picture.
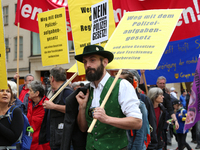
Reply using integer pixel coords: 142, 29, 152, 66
7, 106, 18, 123
0, 113, 10, 119
0, 106, 17, 123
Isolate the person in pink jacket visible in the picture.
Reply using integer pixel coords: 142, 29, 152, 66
27, 81, 51, 150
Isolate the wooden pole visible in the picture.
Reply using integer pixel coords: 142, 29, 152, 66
141, 72, 148, 94
49, 72, 78, 102
182, 82, 187, 92
17, 23, 20, 97
87, 69, 122, 133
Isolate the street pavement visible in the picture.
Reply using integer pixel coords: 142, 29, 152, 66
167, 131, 197, 150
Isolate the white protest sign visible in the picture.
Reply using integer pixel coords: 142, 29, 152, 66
91, 0, 109, 44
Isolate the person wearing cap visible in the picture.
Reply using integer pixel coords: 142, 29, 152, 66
170, 87, 177, 99
172, 100, 192, 150
75, 45, 142, 150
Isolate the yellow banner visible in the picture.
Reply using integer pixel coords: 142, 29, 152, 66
68, 0, 115, 75
38, 7, 69, 66
0, 0, 8, 89
67, 63, 77, 73
105, 9, 183, 70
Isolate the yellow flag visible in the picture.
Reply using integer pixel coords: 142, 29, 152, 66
0, 0, 8, 89
68, 0, 115, 75
38, 7, 69, 66
105, 9, 183, 70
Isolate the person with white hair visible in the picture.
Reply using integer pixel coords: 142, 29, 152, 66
71, 82, 80, 91
147, 87, 167, 150
7, 80, 25, 113
170, 87, 177, 98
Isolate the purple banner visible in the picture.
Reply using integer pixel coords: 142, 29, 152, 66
184, 56, 200, 131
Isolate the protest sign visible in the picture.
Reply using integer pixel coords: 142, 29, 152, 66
38, 7, 69, 66
0, 0, 8, 89
68, 0, 115, 75
91, 0, 109, 45
67, 63, 77, 73
184, 56, 200, 131
105, 9, 183, 70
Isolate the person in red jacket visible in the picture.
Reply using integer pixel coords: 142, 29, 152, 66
27, 81, 51, 150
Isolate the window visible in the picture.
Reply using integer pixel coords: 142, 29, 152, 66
3, 6, 8, 25
32, 32, 41, 55
15, 4, 17, 13
14, 37, 23, 59
5, 38, 9, 60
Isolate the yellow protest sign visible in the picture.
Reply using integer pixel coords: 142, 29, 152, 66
105, 9, 183, 70
67, 63, 77, 73
0, 0, 8, 89
68, 0, 115, 75
38, 7, 69, 66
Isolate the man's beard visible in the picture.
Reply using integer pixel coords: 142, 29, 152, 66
86, 63, 104, 82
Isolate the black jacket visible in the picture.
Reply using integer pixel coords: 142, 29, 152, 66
156, 103, 166, 149
60, 86, 88, 150
39, 86, 73, 149
162, 88, 174, 116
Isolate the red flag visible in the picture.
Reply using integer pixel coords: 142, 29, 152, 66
112, 0, 200, 41
14, 0, 72, 40
15, 0, 21, 24
15, 0, 200, 42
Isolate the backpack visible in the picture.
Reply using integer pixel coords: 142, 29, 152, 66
127, 100, 151, 150
6, 106, 33, 150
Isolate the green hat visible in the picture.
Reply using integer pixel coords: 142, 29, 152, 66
74, 45, 114, 63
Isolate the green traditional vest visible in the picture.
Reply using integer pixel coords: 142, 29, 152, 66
85, 77, 128, 150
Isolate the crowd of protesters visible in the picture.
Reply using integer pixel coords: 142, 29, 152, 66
0, 45, 199, 150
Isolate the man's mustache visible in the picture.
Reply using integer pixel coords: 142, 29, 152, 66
86, 68, 96, 74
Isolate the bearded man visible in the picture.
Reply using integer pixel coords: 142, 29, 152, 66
75, 45, 142, 150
